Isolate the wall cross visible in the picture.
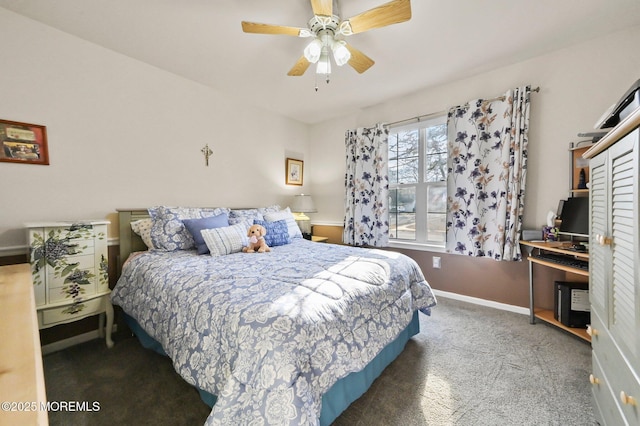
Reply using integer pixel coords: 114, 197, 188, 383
201, 144, 213, 166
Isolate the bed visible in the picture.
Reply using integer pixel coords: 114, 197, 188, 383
112, 207, 437, 425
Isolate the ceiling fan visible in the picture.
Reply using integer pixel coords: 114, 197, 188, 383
241, 0, 411, 85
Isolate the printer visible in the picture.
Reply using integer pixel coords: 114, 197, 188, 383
597, 79, 640, 129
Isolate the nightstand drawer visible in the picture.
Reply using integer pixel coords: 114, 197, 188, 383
38, 295, 107, 327
47, 275, 97, 303
46, 254, 96, 287
63, 237, 95, 253
54, 227, 100, 243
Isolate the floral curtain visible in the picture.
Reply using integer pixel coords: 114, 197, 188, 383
343, 124, 390, 246
445, 86, 531, 260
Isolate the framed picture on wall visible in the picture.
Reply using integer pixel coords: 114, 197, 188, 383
285, 158, 303, 186
0, 119, 49, 165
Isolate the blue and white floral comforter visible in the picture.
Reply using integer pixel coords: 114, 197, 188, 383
112, 239, 436, 425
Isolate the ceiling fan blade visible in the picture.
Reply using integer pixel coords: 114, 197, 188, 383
241, 21, 304, 36
345, 0, 411, 34
310, 0, 332, 17
288, 56, 311, 76
345, 44, 375, 74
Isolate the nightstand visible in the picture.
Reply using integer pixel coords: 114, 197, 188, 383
25, 220, 114, 348
311, 236, 329, 243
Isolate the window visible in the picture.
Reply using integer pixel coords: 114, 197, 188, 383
388, 115, 447, 247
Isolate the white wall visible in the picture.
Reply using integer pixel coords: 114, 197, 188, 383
3, 6, 639, 250
0, 8, 309, 250
309, 25, 640, 231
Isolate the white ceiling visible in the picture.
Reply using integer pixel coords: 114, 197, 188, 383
2, 0, 640, 124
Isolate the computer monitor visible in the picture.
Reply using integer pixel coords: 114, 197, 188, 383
558, 196, 589, 238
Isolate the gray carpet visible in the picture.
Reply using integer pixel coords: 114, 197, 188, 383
43, 297, 596, 425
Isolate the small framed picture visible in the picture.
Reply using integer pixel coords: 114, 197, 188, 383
285, 158, 303, 186
0, 119, 49, 165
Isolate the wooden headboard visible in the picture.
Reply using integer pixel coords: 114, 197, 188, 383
117, 209, 151, 277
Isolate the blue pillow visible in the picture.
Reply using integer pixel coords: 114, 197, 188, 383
183, 213, 229, 254
253, 219, 290, 247
149, 206, 230, 251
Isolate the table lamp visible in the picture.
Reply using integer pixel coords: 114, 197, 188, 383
290, 194, 317, 239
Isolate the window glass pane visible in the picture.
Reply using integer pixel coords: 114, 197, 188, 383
389, 115, 447, 247
426, 124, 447, 153
390, 130, 418, 184
427, 185, 447, 213
426, 185, 447, 242
397, 130, 419, 158
388, 134, 399, 184
424, 124, 447, 183
397, 157, 418, 183
389, 188, 398, 236
426, 213, 446, 242
389, 163, 399, 184
389, 187, 416, 240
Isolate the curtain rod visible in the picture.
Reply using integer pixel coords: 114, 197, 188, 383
387, 86, 540, 128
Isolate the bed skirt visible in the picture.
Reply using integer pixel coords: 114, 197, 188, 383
123, 310, 420, 425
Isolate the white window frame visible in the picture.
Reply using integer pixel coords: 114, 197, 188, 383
388, 114, 447, 252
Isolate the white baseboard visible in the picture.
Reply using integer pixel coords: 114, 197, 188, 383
432, 289, 530, 316
41, 325, 118, 355
0, 245, 28, 257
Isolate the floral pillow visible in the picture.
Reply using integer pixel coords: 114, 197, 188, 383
263, 207, 303, 240
201, 223, 248, 257
253, 219, 290, 247
229, 209, 263, 228
258, 205, 281, 215
149, 206, 230, 251
130, 218, 155, 249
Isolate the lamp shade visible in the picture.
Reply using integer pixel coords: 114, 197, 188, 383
290, 194, 317, 213
332, 40, 351, 66
303, 39, 322, 64
316, 50, 331, 75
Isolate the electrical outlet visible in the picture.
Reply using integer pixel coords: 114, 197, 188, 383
432, 256, 441, 269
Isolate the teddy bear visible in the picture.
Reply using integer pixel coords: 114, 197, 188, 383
242, 224, 271, 253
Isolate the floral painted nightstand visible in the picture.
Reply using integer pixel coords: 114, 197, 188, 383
26, 220, 113, 348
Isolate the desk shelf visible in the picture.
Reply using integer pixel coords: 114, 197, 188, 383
527, 256, 589, 277
521, 240, 591, 343
534, 309, 590, 342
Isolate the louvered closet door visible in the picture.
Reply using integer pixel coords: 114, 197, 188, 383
607, 129, 639, 367
590, 151, 609, 319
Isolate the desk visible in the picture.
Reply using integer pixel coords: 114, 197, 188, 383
0, 264, 48, 425
520, 240, 590, 342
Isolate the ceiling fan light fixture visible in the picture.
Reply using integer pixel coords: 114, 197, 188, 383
242, 0, 413, 82
303, 38, 323, 63
316, 50, 331, 75
331, 40, 351, 66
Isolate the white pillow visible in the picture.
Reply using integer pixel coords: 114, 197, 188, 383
201, 224, 248, 256
263, 207, 303, 239
131, 218, 155, 249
